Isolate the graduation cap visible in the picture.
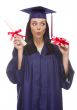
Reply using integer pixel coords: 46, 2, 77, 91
21, 6, 56, 37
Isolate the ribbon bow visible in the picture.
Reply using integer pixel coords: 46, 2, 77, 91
8, 29, 26, 40
51, 37, 69, 46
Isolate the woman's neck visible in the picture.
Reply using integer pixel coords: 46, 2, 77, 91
34, 38, 44, 48
33, 37, 44, 53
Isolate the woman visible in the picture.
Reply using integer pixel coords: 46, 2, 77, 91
6, 6, 74, 110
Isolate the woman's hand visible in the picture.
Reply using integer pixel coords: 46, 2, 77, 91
14, 35, 27, 50
59, 44, 69, 58
59, 44, 69, 74
14, 35, 27, 70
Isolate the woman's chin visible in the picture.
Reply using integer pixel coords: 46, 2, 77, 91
35, 35, 42, 39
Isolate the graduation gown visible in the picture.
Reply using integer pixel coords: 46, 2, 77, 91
6, 44, 74, 110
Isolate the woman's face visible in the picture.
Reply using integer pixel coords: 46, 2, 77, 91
30, 18, 46, 39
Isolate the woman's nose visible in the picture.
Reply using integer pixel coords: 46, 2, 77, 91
37, 25, 41, 30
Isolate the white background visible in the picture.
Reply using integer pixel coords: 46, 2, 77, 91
0, 0, 77, 110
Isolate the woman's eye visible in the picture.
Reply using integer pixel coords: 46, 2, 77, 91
41, 23, 46, 26
32, 23, 37, 26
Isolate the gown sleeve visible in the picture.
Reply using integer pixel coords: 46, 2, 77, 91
6, 48, 24, 84
55, 45, 75, 90
60, 60, 74, 90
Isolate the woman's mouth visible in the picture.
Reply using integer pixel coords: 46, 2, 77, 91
36, 32, 41, 35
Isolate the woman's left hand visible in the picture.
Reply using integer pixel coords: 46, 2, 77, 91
59, 44, 69, 74
59, 44, 69, 58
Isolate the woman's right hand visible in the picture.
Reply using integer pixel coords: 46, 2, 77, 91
14, 35, 27, 50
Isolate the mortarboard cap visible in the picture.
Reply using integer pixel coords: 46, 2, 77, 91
21, 6, 56, 19
21, 6, 56, 37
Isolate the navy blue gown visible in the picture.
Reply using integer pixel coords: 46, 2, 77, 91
6, 44, 74, 110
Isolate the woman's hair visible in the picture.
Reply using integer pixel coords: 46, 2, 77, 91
24, 19, 54, 55
25, 19, 50, 43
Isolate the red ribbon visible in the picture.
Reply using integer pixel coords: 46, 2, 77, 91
8, 29, 26, 40
51, 37, 69, 46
